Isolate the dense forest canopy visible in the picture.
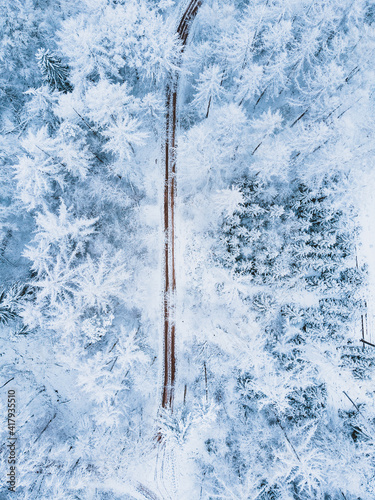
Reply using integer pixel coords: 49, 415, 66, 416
0, 0, 375, 498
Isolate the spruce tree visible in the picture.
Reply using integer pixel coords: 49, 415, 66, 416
36, 48, 72, 93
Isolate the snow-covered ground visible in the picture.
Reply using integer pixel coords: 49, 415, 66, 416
357, 172, 375, 345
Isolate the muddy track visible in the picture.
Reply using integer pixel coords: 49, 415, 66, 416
162, 0, 202, 410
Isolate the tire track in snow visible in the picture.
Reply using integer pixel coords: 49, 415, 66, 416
162, 0, 202, 411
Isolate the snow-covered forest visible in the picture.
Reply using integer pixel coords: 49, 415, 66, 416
1, 0, 375, 498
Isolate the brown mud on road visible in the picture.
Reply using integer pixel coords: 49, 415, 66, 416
162, 0, 202, 411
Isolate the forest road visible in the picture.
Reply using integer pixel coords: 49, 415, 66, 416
162, 0, 202, 411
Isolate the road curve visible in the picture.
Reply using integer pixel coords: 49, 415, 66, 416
162, 0, 202, 410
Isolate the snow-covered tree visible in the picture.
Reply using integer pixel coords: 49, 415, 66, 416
192, 64, 226, 117
36, 48, 71, 93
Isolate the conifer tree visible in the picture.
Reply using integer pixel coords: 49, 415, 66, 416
36, 48, 72, 93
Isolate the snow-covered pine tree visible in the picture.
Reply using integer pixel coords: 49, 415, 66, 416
36, 48, 72, 93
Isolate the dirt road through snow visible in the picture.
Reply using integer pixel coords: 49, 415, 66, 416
162, 0, 202, 410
